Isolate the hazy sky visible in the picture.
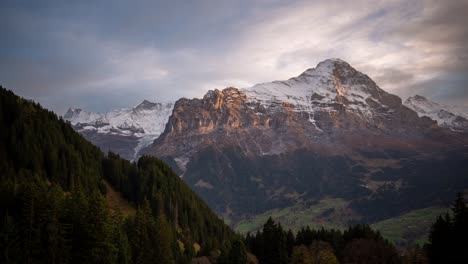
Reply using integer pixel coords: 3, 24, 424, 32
1, 0, 467, 114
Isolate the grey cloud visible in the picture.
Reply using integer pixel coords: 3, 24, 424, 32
1, 0, 468, 114
383, 0, 468, 104
373, 68, 415, 86
398, 76, 468, 107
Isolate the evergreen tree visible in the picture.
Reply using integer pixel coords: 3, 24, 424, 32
128, 200, 156, 264
426, 214, 452, 263
426, 193, 468, 263
111, 212, 131, 264
286, 230, 295, 258
42, 185, 67, 264
452, 193, 468, 263
0, 212, 19, 263
259, 217, 288, 264
227, 238, 248, 264
86, 191, 117, 264
154, 198, 175, 264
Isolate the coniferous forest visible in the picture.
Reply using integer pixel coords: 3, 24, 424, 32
0, 86, 467, 263
0, 87, 239, 263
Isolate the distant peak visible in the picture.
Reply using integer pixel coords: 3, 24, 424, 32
136, 99, 157, 109
66, 107, 81, 112
140, 99, 155, 105
64, 107, 81, 117
407, 95, 428, 101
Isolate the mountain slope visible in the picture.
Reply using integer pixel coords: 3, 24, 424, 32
0, 87, 240, 263
404, 95, 468, 132
64, 99, 174, 160
142, 59, 468, 225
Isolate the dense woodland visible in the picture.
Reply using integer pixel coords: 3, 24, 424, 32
0, 87, 241, 263
245, 219, 400, 264
0, 86, 467, 264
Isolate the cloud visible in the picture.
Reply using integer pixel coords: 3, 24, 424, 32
222, 0, 468, 104
1, 0, 467, 113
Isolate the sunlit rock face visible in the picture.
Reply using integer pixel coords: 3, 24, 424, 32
143, 59, 468, 223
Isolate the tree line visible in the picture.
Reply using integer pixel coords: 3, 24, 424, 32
243, 193, 468, 264
244, 219, 399, 264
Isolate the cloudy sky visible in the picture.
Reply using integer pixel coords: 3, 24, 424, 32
1, 0, 467, 114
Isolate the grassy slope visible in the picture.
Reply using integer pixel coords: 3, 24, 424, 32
234, 198, 352, 234
104, 180, 136, 216
233, 198, 447, 247
371, 207, 448, 247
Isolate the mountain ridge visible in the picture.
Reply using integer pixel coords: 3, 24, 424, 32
64, 99, 174, 160
142, 58, 468, 226
404, 94, 468, 132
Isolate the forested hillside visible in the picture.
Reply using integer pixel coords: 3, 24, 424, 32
0, 87, 242, 264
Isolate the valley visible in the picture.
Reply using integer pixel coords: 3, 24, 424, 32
64, 59, 468, 247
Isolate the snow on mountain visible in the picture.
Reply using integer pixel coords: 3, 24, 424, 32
404, 95, 468, 132
64, 99, 174, 159
241, 58, 394, 120
64, 108, 103, 125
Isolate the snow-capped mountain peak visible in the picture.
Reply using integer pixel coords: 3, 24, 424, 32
63, 99, 174, 160
64, 108, 103, 125
404, 95, 468, 132
242, 58, 396, 118
135, 99, 158, 110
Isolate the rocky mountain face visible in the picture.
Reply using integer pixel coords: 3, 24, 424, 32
404, 95, 468, 132
143, 59, 468, 223
64, 100, 173, 160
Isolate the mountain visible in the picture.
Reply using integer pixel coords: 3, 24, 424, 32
404, 95, 468, 132
0, 87, 241, 263
64, 99, 174, 160
142, 59, 468, 228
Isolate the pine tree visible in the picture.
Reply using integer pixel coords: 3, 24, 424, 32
42, 185, 67, 264
0, 212, 20, 263
128, 200, 155, 264
286, 229, 295, 258
261, 217, 288, 264
426, 193, 468, 263
154, 198, 175, 264
20, 181, 42, 264
452, 193, 468, 262
86, 191, 117, 264
111, 211, 131, 264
